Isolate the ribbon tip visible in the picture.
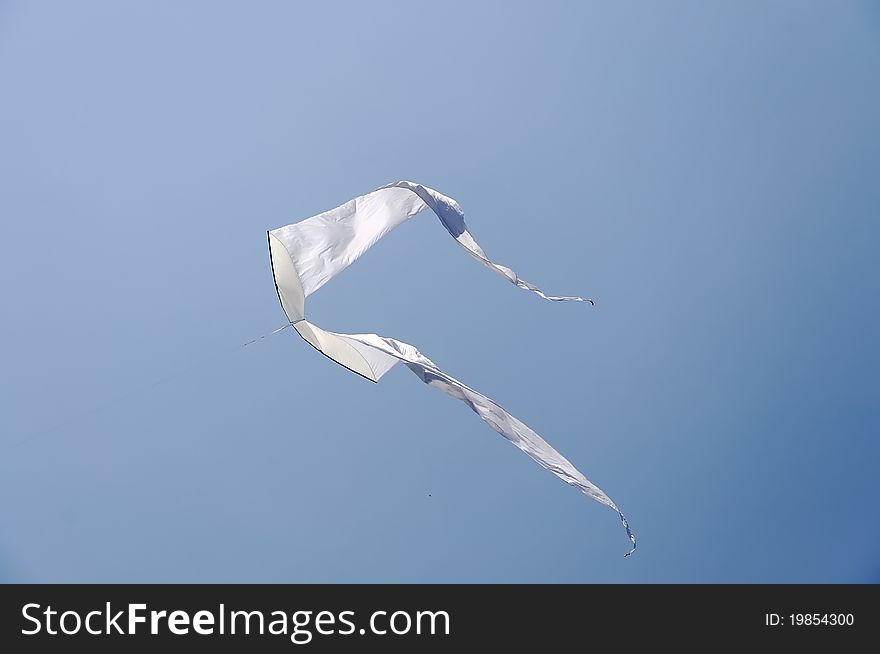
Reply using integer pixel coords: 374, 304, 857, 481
618, 511, 636, 557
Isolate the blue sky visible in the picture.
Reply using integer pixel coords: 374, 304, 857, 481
1, 1, 877, 582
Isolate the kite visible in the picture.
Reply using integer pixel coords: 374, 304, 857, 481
268, 181, 636, 556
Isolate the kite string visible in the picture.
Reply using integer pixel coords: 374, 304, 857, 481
7, 324, 292, 451
242, 323, 291, 347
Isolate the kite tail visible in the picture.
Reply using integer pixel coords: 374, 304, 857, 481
619, 511, 637, 557
321, 330, 638, 558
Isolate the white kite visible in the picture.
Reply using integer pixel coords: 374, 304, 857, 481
268, 181, 635, 556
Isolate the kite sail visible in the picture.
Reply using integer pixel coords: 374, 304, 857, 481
268, 181, 635, 556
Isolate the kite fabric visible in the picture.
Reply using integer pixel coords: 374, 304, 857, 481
268, 181, 635, 556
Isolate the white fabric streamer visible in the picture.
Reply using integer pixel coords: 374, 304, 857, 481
268, 181, 634, 556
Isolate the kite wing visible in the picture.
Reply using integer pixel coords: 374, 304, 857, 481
268, 181, 635, 556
